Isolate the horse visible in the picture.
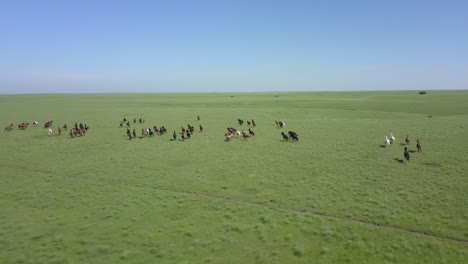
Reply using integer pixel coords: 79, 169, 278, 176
18, 122, 29, 130
290, 133, 299, 141
288, 131, 299, 139
44, 120, 53, 128
33, 121, 39, 126
404, 147, 410, 162
389, 133, 396, 144
277, 121, 285, 128
242, 130, 250, 140
126, 129, 132, 140
48, 128, 53, 136
405, 135, 410, 145
416, 140, 423, 153
225, 132, 233, 141
384, 136, 390, 146
281, 132, 289, 141
187, 124, 194, 133
4, 124, 13, 131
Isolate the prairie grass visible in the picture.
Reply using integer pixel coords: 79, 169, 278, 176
1, 91, 467, 263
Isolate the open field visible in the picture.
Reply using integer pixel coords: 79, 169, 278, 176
1, 91, 467, 263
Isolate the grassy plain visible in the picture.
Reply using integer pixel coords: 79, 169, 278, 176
1, 91, 467, 263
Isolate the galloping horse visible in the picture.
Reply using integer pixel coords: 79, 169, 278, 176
18, 122, 29, 130
276, 120, 286, 128
4, 124, 13, 131
416, 140, 423, 153
44, 120, 53, 128
242, 130, 250, 140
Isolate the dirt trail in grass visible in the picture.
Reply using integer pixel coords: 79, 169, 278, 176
129, 184, 468, 246
3, 165, 467, 246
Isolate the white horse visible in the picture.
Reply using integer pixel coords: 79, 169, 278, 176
385, 136, 390, 146
33, 121, 39, 126
48, 128, 53, 136
389, 133, 396, 144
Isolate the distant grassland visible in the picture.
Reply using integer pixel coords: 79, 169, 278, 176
1, 91, 467, 263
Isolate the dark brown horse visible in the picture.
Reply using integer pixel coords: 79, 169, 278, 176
44, 120, 53, 128
18, 122, 29, 130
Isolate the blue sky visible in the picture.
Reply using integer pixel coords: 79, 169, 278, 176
1, 0, 467, 93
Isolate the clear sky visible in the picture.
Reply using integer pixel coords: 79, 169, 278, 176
1, 0, 467, 94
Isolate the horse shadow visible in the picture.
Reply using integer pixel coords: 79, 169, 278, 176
400, 143, 407, 146
394, 158, 405, 163
379, 144, 387, 148
409, 150, 417, 153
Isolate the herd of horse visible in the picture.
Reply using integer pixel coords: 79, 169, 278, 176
221, 118, 297, 142
4, 117, 299, 143
383, 133, 423, 162
4, 117, 425, 163
4, 122, 35, 131
118, 116, 299, 143
4, 120, 89, 138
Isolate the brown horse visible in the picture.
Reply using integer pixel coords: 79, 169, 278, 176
417, 140, 423, 153
18, 122, 29, 130
225, 132, 233, 141
4, 124, 13, 131
44, 120, 53, 128
242, 130, 250, 140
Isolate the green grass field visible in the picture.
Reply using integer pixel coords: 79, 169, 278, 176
1, 91, 467, 263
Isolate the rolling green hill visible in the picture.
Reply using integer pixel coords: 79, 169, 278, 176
1, 91, 467, 263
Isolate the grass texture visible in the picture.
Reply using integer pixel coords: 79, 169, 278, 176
1, 91, 467, 263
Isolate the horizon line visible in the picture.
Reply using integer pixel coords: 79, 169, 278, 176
1, 88, 467, 96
